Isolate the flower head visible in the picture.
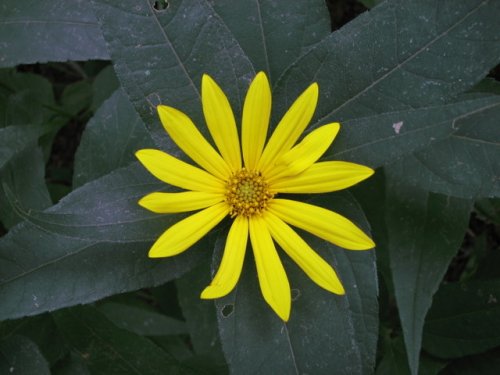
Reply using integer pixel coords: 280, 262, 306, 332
136, 72, 375, 321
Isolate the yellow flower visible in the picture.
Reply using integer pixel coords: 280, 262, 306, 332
136, 72, 375, 321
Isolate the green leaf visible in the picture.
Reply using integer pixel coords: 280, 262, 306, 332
422, 279, 500, 359
211, 0, 330, 85
215, 193, 377, 374
53, 306, 196, 375
52, 353, 91, 375
0, 164, 205, 321
98, 302, 187, 336
176, 263, 228, 373
60, 81, 93, 117
275, 0, 500, 126
470, 77, 500, 96
93, 0, 255, 147
0, 313, 68, 366
327, 96, 500, 168
151, 336, 193, 363
476, 198, 500, 225
0, 69, 67, 163
73, 89, 154, 188
389, 102, 500, 198
351, 170, 393, 291
0, 147, 52, 228
375, 335, 447, 375
0, 84, 206, 321
0, 70, 56, 128
385, 174, 473, 375
0, 125, 46, 170
440, 347, 500, 375
91, 65, 120, 112
5, 164, 173, 242
0, 335, 50, 375
0, 71, 57, 161
0, 0, 109, 67
376, 336, 411, 375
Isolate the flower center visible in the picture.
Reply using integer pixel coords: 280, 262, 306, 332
225, 168, 274, 217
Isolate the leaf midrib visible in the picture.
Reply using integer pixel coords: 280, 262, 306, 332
144, 0, 200, 100
311, 0, 490, 127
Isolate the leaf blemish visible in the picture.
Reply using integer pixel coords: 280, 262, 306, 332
392, 121, 403, 134
221, 304, 234, 318
152, 0, 169, 11
146, 92, 161, 108
291, 288, 301, 301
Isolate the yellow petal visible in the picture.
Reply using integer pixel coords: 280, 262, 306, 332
202, 74, 241, 170
201, 216, 248, 299
249, 216, 291, 321
271, 161, 375, 194
258, 83, 318, 175
139, 191, 224, 213
149, 202, 228, 257
242, 72, 271, 170
157, 105, 231, 180
269, 199, 375, 250
135, 149, 224, 193
268, 123, 340, 181
263, 212, 345, 294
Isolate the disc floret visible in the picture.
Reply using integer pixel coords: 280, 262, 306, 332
225, 168, 274, 217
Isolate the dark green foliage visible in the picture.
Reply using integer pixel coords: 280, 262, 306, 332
0, 0, 499, 374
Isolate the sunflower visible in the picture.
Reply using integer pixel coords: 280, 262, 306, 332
136, 72, 375, 321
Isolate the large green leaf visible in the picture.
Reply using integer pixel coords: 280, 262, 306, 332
73, 89, 153, 188
5, 90, 156, 242
326, 96, 500, 168
59, 81, 93, 118
0, 92, 205, 321
0, 147, 52, 228
0, 163, 205, 321
422, 279, 500, 359
375, 335, 446, 375
176, 262, 228, 373
0, 70, 55, 228
215, 193, 377, 374
98, 302, 187, 336
389, 103, 500, 198
0, 70, 57, 167
6, 163, 176, 242
274, 0, 500, 126
0, 70, 69, 185
0, 335, 50, 375
385, 174, 472, 375
0, 70, 56, 128
0, 313, 67, 366
53, 306, 196, 375
211, 0, 330, 85
93, 0, 255, 147
0, 0, 109, 67
0, 126, 46, 170
351, 170, 393, 293
90, 65, 120, 112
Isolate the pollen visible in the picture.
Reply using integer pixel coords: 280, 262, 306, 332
225, 168, 274, 217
